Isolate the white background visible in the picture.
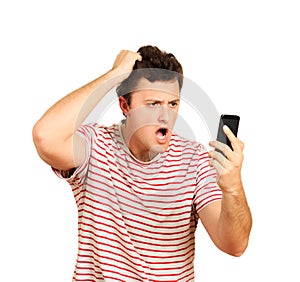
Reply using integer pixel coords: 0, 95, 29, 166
1, 0, 299, 281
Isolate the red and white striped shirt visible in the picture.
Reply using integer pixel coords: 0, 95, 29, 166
54, 122, 222, 282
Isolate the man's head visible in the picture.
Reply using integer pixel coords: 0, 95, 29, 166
116, 45, 183, 106
116, 45, 183, 161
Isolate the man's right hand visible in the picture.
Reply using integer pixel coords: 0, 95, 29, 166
111, 50, 142, 80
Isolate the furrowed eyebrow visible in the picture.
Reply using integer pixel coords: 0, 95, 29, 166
144, 98, 163, 102
144, 98, 180, 103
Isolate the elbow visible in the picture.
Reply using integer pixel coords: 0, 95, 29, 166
221, 239, 250, 257
32, 121, 54, 162
226, 248, 246, 258
32, 121, 47, 151
32, 121, 80, 171
32, 122, 42, 148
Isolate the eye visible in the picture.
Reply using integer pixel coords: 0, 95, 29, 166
169, 101, 178, 108
148, 102, 159, 108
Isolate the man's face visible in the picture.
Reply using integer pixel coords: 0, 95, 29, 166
120, 77, 180, 161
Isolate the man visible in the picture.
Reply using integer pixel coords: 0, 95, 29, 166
32, 45, 252, 281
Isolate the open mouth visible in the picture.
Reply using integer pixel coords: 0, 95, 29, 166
156, 127, 168, 143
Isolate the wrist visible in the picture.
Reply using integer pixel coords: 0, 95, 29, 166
108, 67, 131, 83
221, 180, 245, 197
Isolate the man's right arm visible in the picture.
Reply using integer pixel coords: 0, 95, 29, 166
32, 50, 142, 171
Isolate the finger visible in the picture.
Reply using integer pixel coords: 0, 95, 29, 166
236, 137, 245, 151
223, 125, 241, 153
136, 52, 143, 61
209, 149, 227, 167
210, 158, 225, 178
124, 50, 142, 61
209, 140, 233, 159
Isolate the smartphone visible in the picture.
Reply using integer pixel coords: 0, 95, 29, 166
216, 114, 240, 153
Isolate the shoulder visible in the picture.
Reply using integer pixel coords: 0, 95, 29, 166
79, 123, 119, 138
82, 123, 124, 153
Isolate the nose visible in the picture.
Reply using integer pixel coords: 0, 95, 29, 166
158, 105, 170, 124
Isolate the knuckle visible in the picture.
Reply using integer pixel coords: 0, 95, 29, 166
240, 141, 245, 150
224, 144, 231, 155
238, 151, 244, 162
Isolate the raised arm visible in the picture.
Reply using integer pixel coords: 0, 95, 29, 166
32, 50, 142, 171
199, 125, 252, 256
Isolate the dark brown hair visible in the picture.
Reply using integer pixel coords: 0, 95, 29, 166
116, 45, 183, 106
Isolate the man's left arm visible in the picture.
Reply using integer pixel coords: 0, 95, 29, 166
198, 125, 252, 257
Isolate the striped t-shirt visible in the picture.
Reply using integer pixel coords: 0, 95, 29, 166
54, 122, 222, 282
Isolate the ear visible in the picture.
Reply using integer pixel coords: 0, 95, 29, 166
119, 96, 130, 116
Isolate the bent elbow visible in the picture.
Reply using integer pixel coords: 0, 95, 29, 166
32, 122, 42, 148
222, 240, 249, 257
32, 121, 48, 151
227, 249, 245, 257
32, 122, 83, 170
32, 121, 56, 163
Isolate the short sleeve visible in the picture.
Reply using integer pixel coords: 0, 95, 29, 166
52, 123, 98, 185
193, 148, 223, 213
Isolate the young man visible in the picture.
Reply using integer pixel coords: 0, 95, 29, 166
33, 46, 252, 281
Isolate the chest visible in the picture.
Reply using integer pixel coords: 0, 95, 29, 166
87, 145, 197, 216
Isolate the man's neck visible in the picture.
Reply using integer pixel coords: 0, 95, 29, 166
120, 122, 159, 163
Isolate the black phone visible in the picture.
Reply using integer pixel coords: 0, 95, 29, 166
216, 114, 240, 153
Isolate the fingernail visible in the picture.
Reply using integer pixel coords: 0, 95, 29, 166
223, 125, 229, 131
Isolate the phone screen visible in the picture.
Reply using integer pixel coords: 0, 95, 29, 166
216, 114, 240, 150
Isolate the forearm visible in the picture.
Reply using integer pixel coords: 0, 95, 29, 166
217, 184, 252, 256
33, 69, 123, 142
